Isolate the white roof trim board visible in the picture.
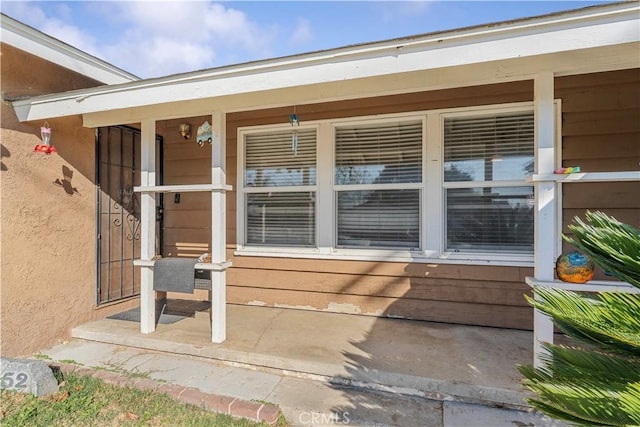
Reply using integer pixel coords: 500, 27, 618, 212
0, 13, 139, 85
11, 2, 640, 124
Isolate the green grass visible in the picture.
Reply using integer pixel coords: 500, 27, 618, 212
32, 353, 52, 360
0, 372, 277, 426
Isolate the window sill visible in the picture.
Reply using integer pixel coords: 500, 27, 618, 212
233, 247, 534, 267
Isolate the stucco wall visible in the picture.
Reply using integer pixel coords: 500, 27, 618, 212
0, 43, 138, 357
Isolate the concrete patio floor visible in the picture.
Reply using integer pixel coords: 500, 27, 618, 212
71, 302, 536, 408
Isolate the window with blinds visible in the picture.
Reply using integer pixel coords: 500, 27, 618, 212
335, 120, 422, 249
337, 190, 420, 248
246, 192, 316, 246
443, 111, 534, 253
245, 129, 316, 187
244, 128, 317, 247
335, 121, 422, 185
237, 104, 541, 260
444, 112, 534, 182
446, 187, 534, 252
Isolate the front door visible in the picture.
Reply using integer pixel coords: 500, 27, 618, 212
96, 126, 163, 304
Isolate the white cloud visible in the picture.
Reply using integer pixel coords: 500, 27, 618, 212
3, 1, 281, 78
39, 19, 101, 58
376, 1, 434, 23
100, 1, 277, 77
2, 2, 101, 60
288, 17, 313, 47
104, 36, 216, 77
1, 1, 47, 25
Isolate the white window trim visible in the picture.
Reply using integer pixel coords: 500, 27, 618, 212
236, 101, 554, 267
316, 121, 334, 253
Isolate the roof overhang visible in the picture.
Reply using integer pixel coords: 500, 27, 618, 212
0, 13, 139, 85
12, 2, 640, 127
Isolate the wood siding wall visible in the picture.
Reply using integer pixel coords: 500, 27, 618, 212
160, 70, 639, 330
557, 70, 640, 259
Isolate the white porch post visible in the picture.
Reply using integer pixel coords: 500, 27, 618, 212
140, 119, 157, 334
533, 71, 557, 368
211, 111, 227, 343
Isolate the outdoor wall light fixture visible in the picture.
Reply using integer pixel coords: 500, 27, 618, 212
34, 121, 56, 154
178, 123, 191, 140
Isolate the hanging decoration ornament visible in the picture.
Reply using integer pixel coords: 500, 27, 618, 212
34, 122, 56, 154
196, 121, 212, 147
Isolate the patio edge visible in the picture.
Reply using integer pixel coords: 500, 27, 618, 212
48, 361, 282, 425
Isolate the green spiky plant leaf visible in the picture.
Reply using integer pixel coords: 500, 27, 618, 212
519, 212, 640, 426
524, 288, 640, 355
563, 211, 640, 288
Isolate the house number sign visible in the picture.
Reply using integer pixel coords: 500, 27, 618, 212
0, 358, 59, 396
1, 371, 29, 389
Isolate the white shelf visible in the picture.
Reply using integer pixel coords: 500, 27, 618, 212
134, 184, 232, 193
196, 261, 232, 271
133, 259, 156, 267
525, 276, 639, 294
134, 259, 232, 271
527, 171, 640, 183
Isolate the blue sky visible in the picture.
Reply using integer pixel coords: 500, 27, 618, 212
2, 1, 613, 79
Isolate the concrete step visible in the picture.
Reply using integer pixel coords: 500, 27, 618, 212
38, 340, 565, 427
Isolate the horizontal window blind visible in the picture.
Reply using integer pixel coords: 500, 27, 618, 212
245, 129, 316, 187
444, 112, 534, 182
335, 120, 422, 185
238, 106, 539, 258
337, 190, 420, 249
246, 192, 316, 246
446, 186, 534, 252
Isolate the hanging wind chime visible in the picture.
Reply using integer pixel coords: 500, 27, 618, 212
34, 122, 56, 154
289, 109, 300, 156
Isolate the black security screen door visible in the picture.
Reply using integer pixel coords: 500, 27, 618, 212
96, 126, 163, 304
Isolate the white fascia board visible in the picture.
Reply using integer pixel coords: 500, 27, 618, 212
12, 3, 640, 124
78, 42, 637, 128
0, 14, 138, 84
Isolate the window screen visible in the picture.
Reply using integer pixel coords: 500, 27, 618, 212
337, 190, 420, 249
444, 113, 534, 182
246, 192, 316, 246
335, 120, 422, 249
335, 120, 422, 185
244, 128, 317, 247
446, 186, 534, 252
245, 129, 316, 187
443, 111, 534, 253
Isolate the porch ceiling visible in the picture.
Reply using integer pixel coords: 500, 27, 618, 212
12, 2, 639, 127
